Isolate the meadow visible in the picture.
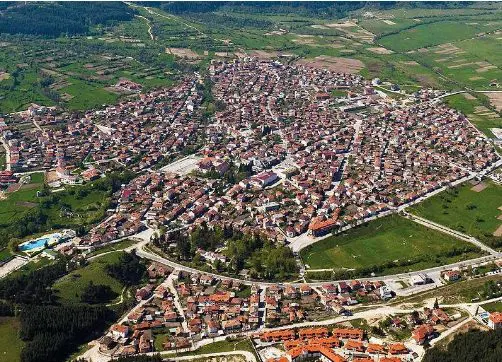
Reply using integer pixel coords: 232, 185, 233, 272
0, 317, 23, 362
443, 93, 502, 137
300, 215, 482, 271
0, 172, 44, 227
52, 251, 124, 304
410, 181, 502, 247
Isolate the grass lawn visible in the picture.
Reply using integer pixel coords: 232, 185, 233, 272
179, 338, 256, 357
0, 172, 45, 227
301, 215, 482, 271
86, 239, 137, 257
409, 181, 502, 246
0, 317, 24, 362
52, 252, 124, 304
483, 301, 502, 313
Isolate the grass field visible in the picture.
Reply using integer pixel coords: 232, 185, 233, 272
52, 252, 124, 304
0, 172, 45, 227
378, 21, 499, 52
0, 317, 23, 362
443, 93, 502, 137
410, 181, 502, 244
86, 239, 137, 257
483, 301, 502, 312
301, 215, 482, 271
179, 338, 256, 357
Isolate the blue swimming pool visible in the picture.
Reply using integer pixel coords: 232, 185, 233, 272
19, 237, 50, 251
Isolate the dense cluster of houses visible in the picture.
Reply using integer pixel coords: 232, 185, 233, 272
1, 78, 202, 175
1, 58, 499, 245
261, 326, 411, 362
98, 262, 191, 357
175, 273, 262, 338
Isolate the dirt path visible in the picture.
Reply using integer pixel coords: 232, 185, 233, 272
136, 15, 154, 41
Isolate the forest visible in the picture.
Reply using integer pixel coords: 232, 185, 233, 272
0, 2, 136, 36
19, 304, 114, 362
423, 328, 502, 362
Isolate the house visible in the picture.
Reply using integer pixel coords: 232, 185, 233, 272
379, 285, 393, 300
412, 324, 435, 345
488, 312, 502, 330
110, 324, 129, 339
442, 270, 461, 282
332, 328, 364, 340
410, 273, 432, 286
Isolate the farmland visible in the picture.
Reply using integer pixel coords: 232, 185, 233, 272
409, 181, 502, 248
300, 215, 482, 273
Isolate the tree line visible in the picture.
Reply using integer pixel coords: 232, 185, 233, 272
423, 328, 502, 362
0, 2, 136, 37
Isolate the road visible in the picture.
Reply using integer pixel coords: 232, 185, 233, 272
134, 235, 500, 293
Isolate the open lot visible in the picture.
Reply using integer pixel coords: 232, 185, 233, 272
0, 172, 44, 227
410, 181, 502, 246
300, 215, 481, 272
0, 317, 23, 362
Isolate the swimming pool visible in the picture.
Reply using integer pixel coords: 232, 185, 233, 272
19, 238, 50, 252
18, 233, 62, 253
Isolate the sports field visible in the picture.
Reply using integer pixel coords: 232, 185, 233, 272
410, 181, 502, 244
300, 215, 481, 271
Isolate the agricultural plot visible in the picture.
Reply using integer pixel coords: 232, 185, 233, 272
410, 181, 502, 247
300, 215, 482, 272
443, 93, 502, 137
0, 172, 45, 227
379, 21, 500, 52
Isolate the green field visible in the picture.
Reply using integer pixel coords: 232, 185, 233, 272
0, 317, 23, 362
410, 181, 502, 247
483, 301, 502, 313
53, 252, 124, 304
379, 21, 501, 52
443, 93, 502, 137
86, 239, 137, 257
301, 215, 482, 271
0, 172, 45, 226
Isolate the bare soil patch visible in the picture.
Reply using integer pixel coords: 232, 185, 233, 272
470, 182, 487, 192
493, 224, 502, 237
166, 47, 199, 59
0, 72, 10, 81
382, 20, 396, 25
463, 93, 476, 100
400, 61, 420, 66
497, 214, 502, 221
16, 201, 38, 208
367, 47, 394, 54
482, 92, 502, 111
469, 76, 485, 81
297, 56, 364, 74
